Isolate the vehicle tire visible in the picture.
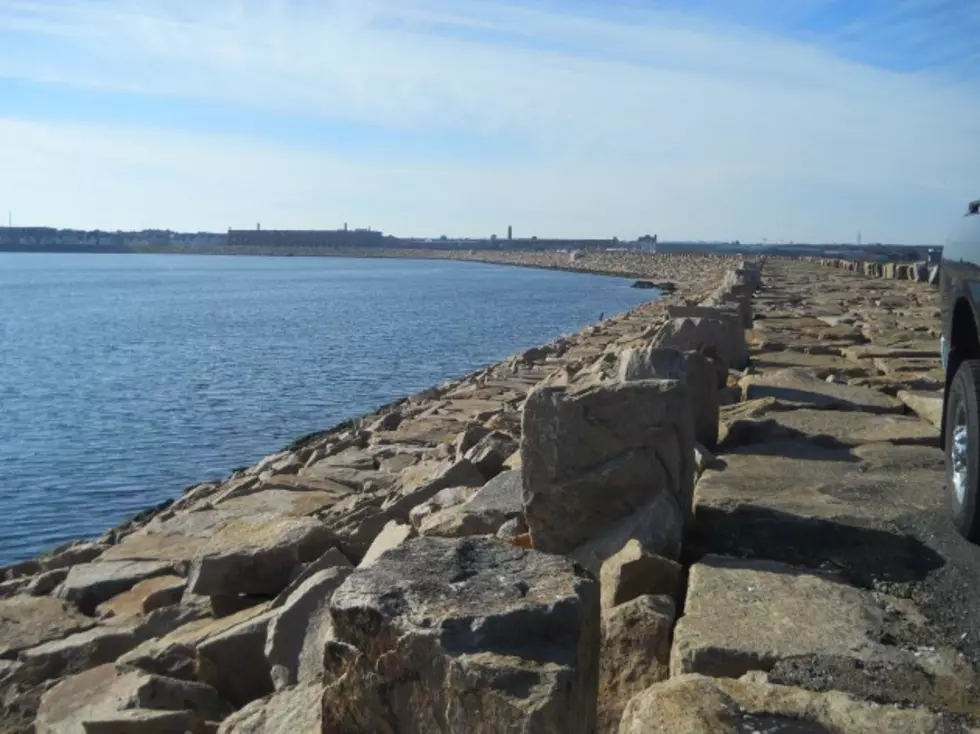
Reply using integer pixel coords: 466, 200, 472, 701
945, 359, 980, 542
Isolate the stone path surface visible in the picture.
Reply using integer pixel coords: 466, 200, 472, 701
4, 252, 980, 733
677, 257, 980, 732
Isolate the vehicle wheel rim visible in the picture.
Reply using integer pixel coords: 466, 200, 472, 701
952, 402, 970, 506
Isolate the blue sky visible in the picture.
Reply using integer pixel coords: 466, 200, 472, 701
0, 0, 977, 243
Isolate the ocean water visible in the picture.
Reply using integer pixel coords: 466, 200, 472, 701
0, 253, 656, 564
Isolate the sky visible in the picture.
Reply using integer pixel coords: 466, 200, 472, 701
0, 0, 977, 243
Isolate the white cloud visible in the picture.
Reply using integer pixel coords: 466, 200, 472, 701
0, 0, 977, 242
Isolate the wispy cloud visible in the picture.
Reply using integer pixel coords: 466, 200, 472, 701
0, 0, 976, 242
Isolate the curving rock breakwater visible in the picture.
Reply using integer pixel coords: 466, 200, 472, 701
2, 253, 978, 733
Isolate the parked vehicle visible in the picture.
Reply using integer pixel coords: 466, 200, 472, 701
940, 198, 980, 542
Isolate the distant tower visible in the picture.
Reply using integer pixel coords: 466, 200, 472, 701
857, 232, 862, 246
507, 225, 512, 241
344, 222, 348, 231
257, 222, 261, 231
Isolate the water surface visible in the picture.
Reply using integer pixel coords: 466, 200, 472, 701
0, 253, 656, 563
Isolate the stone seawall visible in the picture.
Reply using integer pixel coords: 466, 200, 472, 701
2, 253, 975, 733
801, 254, 940, 284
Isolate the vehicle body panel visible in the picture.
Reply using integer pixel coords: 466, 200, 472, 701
940, 203, 980, 439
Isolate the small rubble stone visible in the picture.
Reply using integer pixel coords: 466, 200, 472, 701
599, 540, 682, 610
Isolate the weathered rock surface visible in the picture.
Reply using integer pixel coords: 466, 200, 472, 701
95, 575, 186, 620
265, 566, 352, 690
196, 608, 276, 707
216, 684, 324, 733
619, 673, 957, 734
740, 367, 905, 413
186, 516, 337, 597
570, 489, 684, 575
418, 469, 524, 538
34, 663, 230, 734
652, 315, 749, 371
672, 555, 977, 714
617, 346, 720, 449
322, 536, 600, 733
522, 380, 695, 554
58, 561, 177, 614
599, 540, 681, 610
898, 388, 944, 427
0, 596, 94, 658
598, 594, 674, 733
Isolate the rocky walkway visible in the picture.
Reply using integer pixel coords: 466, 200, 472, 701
4, 254, 979, 733
660, 257, 980, 733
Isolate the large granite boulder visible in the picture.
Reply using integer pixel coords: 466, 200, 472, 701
569, 491, 684, 576
598, 595, 674, 734
617, 346, 720, 449
0, 596, 95, 658
187, 516, 337, 597
34, 663, 230, 734
265, 566, 352, 690
58, 561, 177, 615
521, 380, 695, 555
217, 684, 324, 733
651, 316, 748, 371
619, 673, 951, 734
321, 536, 600, 733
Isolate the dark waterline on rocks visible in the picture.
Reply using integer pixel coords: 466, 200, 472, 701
0, 253, 657, 564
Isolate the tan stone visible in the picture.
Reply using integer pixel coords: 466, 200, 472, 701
0, 596, 95, 658
599, 540, 681, 610
597, 595, 674, 734
619, 673, 955, 734
96, 575, 186, 620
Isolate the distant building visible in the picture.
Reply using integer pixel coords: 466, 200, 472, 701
226, 228, 385, 249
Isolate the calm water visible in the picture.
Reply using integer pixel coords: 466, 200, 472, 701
0, 253, 655, 564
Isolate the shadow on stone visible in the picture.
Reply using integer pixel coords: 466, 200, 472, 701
689, 505, 945, 587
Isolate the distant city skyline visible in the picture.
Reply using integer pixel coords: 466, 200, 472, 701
0, 0, 977, 244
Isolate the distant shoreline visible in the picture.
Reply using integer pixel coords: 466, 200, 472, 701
2, 245, 685, 288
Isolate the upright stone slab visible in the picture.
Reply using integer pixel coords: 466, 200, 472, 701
521, 380, 695, 555
651, 316, 748, 371
617, 346, 720, 449
323, 536, 600, 733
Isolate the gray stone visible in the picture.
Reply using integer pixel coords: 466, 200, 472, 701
570, 490, 683, 576
463, 430, 519, 479
651, 316, 749, 371
187, 516, 336, 597
322, 536, 600, 733
740, 367, 904, 413
617, 347, 720, 448
358, 520, 416, 568
597, 595, 674, 734
196, 608, 276, 708
599, 540, 681, 610
216, 684, 325, 733
418, 469, 524, 538
619, 673, 953, 734
58, 561, 177, 614
0, 596, 95, 658
407, 485, 478, 530
19, 625, 144, 684
521, 380, 695, 555
898, 389, 943, 428
671, 556, 884, 679
270, 546, 352, 610
265, 566, 353, 690
34, 663, 230, 734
